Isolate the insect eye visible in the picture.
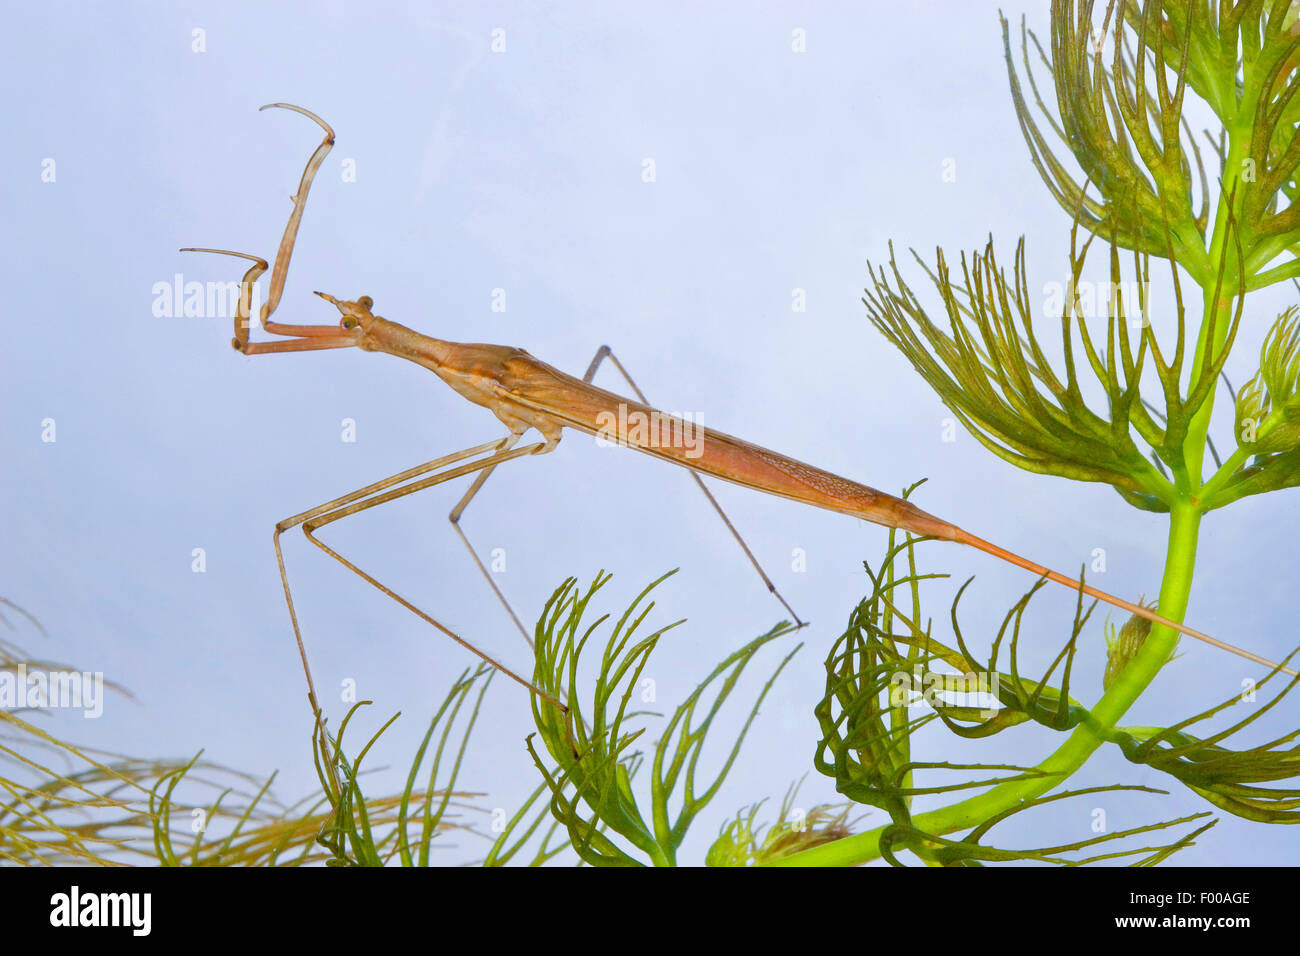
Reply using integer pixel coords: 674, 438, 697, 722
341, 317, 358, 330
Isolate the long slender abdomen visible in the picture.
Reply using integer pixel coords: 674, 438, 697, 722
614, 418, 967, 541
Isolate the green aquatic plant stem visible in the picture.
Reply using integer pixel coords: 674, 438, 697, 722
785, 162, 1288, 864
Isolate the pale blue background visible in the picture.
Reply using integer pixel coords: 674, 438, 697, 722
2, 1, 1296, 865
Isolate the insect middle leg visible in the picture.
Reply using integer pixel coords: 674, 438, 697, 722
448, 344, 806, 645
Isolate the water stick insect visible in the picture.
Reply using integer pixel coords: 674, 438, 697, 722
184, 104, 1295, 732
